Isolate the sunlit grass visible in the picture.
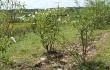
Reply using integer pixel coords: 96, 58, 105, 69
93, 31, 110, 66
1, 23, 110, 67
3, 25, 79, 66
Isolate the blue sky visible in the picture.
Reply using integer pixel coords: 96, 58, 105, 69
18, 0, 85, 9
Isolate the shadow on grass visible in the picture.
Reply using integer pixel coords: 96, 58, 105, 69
80, 61, 110, 70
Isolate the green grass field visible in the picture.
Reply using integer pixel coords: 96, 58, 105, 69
94, 32, 110, 66
1, 23, 110, 69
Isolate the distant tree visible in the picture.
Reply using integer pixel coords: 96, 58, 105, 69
86, 0, 110, 29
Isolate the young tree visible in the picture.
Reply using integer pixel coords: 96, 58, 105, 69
70, 0, 96, 67
32, 8, 65, 53
0, 0, 24, 67
86, 0, 109, 29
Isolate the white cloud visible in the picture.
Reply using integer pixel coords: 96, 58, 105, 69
18, 0, 85, 9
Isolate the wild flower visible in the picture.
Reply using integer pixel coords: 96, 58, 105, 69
58, 18, 61, 22
67, 14, 69, 17
28, 14, 31, 16
32, 15, 35, 18
46, 13, 48, 15
11, 37, 16, 43
33, 23, 35, 24
42, 13, 45, 15
35, 12, 37, 14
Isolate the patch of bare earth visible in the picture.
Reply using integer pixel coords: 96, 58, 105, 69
8, 31, 110, 70
66, 31, 110, 61
86, 31, 110, 60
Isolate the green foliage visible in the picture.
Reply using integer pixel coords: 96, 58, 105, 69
86, 0, 110, 29
0, 11, 10, 52
73, 2, 96, 65
0, 0, 25, 66
0, 0, 110, 69
33, 9, 63, 52
71, 0, 110, 69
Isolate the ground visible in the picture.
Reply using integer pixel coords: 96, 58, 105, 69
0, 25, 110, 70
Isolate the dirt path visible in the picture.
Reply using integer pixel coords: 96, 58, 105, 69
7, 31, 110, 70
66, 31, 110, 60
95, 31, 110, 46
87, 31, 110, 57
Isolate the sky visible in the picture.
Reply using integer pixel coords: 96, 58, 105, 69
18, 0, 85, 9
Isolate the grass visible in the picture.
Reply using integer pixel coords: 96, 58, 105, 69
94, 32, 110, 66
1, 25, 79, 67
5, 33, 44, 66
1, 24, 110, 69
